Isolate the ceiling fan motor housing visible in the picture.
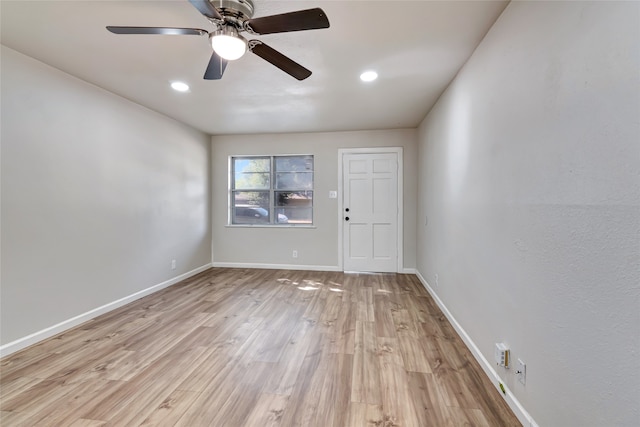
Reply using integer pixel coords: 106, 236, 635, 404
214, 0, 255, 27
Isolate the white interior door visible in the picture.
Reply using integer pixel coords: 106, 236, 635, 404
342, 152, 398, 272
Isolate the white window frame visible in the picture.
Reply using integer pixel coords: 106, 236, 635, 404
228, 154, 314, 227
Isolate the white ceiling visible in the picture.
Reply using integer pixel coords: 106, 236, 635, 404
1, 0, 508, 135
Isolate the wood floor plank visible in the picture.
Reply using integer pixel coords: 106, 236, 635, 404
0, 410, 21, 425
0, 349, 58, 379
139, 389, 201, 426
175, 319, 264, 394
314, 353, 353, 427
16, 379, 123, 426
301, 281, 329, 324
174, 359, 272, 426
418, 322, 453, 376
400, 293, 432, 323
407, 371, 456, 425
374, 295, 398, 338
248, 304, 307, 363
397, 333, 433, 374
0, 376, 43, 402
243, 393, 290, 427
350, 321, 382, 405
1, 379, 68, 412
121, 301, 214, 353
276, 328, 328, 427
81, 346, 212, 425
207, 361, 274, 426
460, 407, 492, 427
82, 349, 138, 382
392, 308, 433, 373
330, 300, 357, 354
66, 419, 106, 427
377, 337, 420, 427
318, 291, 343, 334
194, 314, 265, 355
346, 402, 384, 427
356, 285, 375, 322
261, 317, 318, 396
175, 348, 236, 394
446, 406, 493, 427
0, 268, 520, 427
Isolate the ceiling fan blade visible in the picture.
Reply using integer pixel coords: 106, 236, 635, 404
250, 41, 311, 81
204, 52, 227, 80
107, 26, 208, 36
188, 0, 223, 21
245, 8, 330, 35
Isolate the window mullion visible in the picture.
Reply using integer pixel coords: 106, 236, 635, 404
270, 156, 275, 224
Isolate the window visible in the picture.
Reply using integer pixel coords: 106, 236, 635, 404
230, 155, 313, 226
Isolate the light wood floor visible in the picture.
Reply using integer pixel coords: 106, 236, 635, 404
1, 268, 520, 426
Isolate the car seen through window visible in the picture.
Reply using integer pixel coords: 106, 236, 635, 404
234, 205, 288, 224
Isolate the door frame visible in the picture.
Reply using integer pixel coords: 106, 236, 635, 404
338, 147, 404, 273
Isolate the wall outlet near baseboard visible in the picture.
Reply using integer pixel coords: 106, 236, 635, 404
292, 250, 298, 258
171, 259, 176, 270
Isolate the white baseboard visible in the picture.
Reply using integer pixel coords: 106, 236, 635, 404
0, 263, 212, 358
415, 270, 538, 427
212, 261, 342, 272
211, 262, 415, 275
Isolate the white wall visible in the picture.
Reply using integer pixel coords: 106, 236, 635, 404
1, 47, 212, 350
211, 129, 417, 271
416, 1, 639, 426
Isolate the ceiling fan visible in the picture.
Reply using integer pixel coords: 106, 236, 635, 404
106, 0, 330, 81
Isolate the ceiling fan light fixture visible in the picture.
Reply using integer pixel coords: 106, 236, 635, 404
211, 27, 247, 61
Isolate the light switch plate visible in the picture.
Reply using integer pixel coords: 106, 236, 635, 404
516, 358, 526, 385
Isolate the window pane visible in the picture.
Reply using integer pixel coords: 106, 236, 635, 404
275, 172, 313, 190
232, 191, 270, 224
274, 156, 313, 190
275, 191, 313, 224
234, 157, 270, 189
275, 156, 313, 172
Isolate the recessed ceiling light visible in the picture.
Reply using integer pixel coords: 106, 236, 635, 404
360, 70, 378, 82
171, 81, 190, 92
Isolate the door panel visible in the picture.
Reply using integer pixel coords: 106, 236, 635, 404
343, 152, 398, 272
348, 224, 368, 259
349, 159, 367, 174
373, 223, 393, 259
373, 158, 393, 173
372, 178, 392, 214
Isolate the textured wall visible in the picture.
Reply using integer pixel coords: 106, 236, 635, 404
1, 47, 212, 346
416, 1, 640, 426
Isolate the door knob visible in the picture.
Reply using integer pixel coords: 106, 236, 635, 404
345, 208, 350, 212
345, 217, 350, 221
